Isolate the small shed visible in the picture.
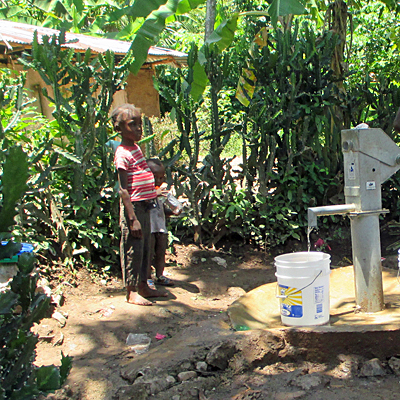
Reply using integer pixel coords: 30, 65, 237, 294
0, 19, 187, 118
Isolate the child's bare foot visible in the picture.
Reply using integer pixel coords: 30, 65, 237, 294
138, 282, 168, 298
126, 287, 153, 306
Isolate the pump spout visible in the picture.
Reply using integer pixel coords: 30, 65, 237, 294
308, 204, 356, 228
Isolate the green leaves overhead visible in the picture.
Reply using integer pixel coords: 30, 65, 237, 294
189, 14, 238, 101
191, 59, 209, 102
205, 13, 239, 52
268, 0, 307, 28
176, 0, 206, 14
189, 0, 309, 102
126, 0, 174, 19
128, 0, 206, 75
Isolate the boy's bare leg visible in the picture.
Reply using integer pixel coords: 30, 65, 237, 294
126, 285, 153, 306
138, 281, 168, 298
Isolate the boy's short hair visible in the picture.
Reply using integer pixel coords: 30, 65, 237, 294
111, 104, 140, 129
147, 158, 163, 168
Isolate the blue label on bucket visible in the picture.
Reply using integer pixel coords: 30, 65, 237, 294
314, 285, 324, 314
279, 285, 303, 318
314, 285, 324, 304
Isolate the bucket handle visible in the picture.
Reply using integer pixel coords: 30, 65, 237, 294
275, 269, 323, 299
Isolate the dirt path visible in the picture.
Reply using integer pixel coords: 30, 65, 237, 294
34, 243, 400, 400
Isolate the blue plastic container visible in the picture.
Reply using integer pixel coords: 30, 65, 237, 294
0, 242, 34, 263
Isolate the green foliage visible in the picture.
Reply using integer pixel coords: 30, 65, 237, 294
0, 0, 206, 78
36, 353, 72, 392
0, 72, 72, 395
4, 0, 400, 258
0, 253, 72, 400
0, 146, 28, 232
0, 146, 27, 260
17, 31, 128, 267
262, 162, 341, 246
129, 0, 207, 75
0, 71, 31, 257
350, 2, 400, 82
158, 13, 394, 248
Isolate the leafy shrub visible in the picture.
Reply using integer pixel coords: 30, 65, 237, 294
0, 253, 72, 399
0, 84, 71, 398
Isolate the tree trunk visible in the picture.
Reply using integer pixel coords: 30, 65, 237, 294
205, 0, 217, 40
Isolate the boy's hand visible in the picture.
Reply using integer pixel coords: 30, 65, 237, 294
129, 218, 142, 238
157, 188, 169, 197
155, 183, 169, 197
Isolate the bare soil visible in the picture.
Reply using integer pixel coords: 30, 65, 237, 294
33, 238, 400, 400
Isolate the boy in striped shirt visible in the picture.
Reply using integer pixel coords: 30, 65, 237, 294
112, 104, 167, 305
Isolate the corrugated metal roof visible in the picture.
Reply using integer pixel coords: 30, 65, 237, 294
0, 19, 187, 66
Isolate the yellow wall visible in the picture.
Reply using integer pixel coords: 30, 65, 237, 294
1, 62, 161, 119
125, 68, 160, 118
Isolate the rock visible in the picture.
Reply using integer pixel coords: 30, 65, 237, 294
36, 277, 51, 294
238, 331, 285, 366
114, 383, 148, 400
227, 286, 247, 299
274, 391, 307, 400
135, 365, 153, 379
206, 340, 237, 370
51, 293, 64, 307
166, 375, 176, 384
180, 361, 192, 370
278, 345, 308, 360
211, 257, 227, 268
52, 311, 67, 327
290, 372, 329, 391
359, 358, 386, 377
196, 361, 208, 372
229, 353, 249, 374
38, 385, 75, 400
388, 356, 400, 375
0, 264, 18, 291
134, 371, 174, 395
177, 371, 197, 381
53, 333, 64, 346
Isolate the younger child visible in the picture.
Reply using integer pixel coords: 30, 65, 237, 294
112, 104, 167, 306
146, 159, 178, 287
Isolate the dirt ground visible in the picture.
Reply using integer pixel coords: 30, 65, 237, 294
33, 238, 400, 400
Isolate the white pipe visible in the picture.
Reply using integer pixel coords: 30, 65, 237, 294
308, 204, 356, 228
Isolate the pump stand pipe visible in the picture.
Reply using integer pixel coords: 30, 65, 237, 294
349, 211, 385, 313
307, 204, 357, 228
308, 204, 386, 313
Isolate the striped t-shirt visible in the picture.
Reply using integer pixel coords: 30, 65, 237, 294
114, 144, 157, 202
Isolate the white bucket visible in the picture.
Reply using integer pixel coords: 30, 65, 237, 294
275, 251, 331, 326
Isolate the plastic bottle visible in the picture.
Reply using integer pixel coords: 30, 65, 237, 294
165, 193, 182, 215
